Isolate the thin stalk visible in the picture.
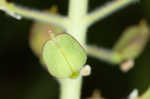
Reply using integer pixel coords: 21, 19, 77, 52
86, 45, 122, 64
0, 2, 68, 28
59, 76, 82, 99
85, 0, 138, 26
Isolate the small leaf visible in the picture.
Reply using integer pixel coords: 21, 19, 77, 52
42, 33, 87, 78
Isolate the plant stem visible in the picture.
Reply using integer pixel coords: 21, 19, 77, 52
0, 2, 68, 28
67, 0, 88, 45
59, 76, 82, 99
86, 45, 122, 64
59, 0, 88, 99
85, 0, 138, 26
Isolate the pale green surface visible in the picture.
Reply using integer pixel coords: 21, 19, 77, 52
113, 21, 149, 61
60, 76, 82, 99
43, 33, 87, 78
56, 34, 87, 72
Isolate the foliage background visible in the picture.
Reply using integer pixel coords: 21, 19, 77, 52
0, 0, 150, 99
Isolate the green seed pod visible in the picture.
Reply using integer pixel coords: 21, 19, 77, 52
113, 20, 149, 62
42, 33, 87, 78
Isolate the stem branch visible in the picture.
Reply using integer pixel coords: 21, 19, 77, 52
85, 0, 137, 26
86, 45, 121, 64
0, 2, 68, 28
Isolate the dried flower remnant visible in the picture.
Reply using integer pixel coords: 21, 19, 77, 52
80, 64, 91, 76
120, 59, 134, 72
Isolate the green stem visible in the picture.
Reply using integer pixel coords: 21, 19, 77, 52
67, 0, 88, 45
85, 0, 138, 26
59, 76, 82, 99
0, 2, 68, 28
59, 0, 88, 99
86, 45, 122, 64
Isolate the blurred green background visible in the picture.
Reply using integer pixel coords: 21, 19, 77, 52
0, 0, 150, 99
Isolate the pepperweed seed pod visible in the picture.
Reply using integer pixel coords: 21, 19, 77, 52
42, 33, 87, 78
113, 20, 149, 62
